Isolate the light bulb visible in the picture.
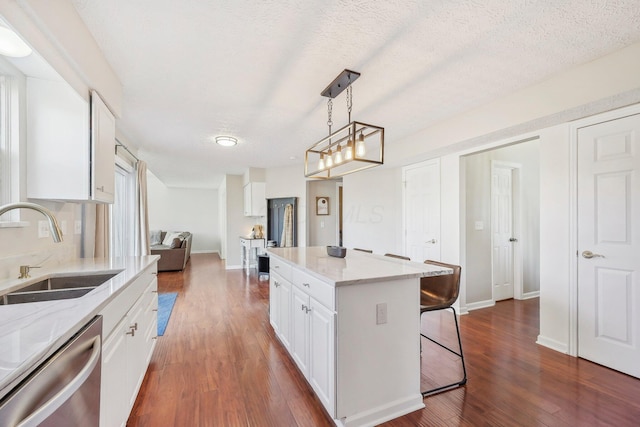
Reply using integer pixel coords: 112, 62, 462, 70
356, 132, 366, 157
325, 149, 334, 168
318, 154, 325, 170
345, 139, 354, 160
334, 145, 343, 164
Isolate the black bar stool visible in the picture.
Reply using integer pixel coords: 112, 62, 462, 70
420, 260, 467, 397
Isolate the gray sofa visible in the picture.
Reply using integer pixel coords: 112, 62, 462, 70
150, 231, 192, 272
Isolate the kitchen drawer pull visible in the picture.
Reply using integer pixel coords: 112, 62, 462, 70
16, 336, 101, 427
302, 282, 310, 287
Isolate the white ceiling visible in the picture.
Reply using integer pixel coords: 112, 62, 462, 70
70, 0, 640, 189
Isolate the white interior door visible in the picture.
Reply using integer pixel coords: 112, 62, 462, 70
403, 159, 441, 262
577, 113, 640, 379
491, 164, 517, 301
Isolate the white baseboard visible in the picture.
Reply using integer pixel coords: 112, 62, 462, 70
191, 250, 219, 254
225, 264, 243, 270
536, 335, 569, 354
520, 291, 540, 300
335, 394, 425, 427
466, 299, 496, 312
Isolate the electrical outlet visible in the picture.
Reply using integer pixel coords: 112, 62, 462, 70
74, 220, 82, 235
38, 220, 50, 238
376, 303, 387, 325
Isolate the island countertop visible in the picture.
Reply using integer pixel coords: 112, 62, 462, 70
267, 246, 451, 286
0, 255, 159, 399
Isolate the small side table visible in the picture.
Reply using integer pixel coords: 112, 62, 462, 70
239, 237, 265, 273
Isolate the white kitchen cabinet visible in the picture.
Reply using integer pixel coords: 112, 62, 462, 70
90, 90, 116, 203
100, 263, 158, 427
26, 79, 115, 203
291, 285, 310, 375
243, 182, 266, 216
269, 270, 291, 349
272, 263, 336, 418
309, 298, 336, 416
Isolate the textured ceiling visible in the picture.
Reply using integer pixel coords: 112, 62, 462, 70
70, 0, 640, 188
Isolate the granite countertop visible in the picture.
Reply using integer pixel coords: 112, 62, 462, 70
267, 246, 451, 286
0, 255, 159, 399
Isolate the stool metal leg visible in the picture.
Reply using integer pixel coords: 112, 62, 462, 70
420, 306, 467, 397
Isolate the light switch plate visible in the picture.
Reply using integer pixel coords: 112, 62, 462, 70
376, 303, 387, 325
38, 220, 50, 238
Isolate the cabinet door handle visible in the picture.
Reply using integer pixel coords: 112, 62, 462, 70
303, 283, 310, 287
305, 306, 312, 314
274, 280, 280, 287
301, 304, 307, 311
131, 322, 138, 331
126, 328, 135, 337
97, 185, 104, 191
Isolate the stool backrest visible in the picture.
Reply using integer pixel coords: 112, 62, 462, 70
420, 260, 462, 308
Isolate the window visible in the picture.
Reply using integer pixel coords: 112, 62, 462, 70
110, 158, 136, 257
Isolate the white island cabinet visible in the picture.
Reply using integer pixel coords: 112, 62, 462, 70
267, 247, 451, 427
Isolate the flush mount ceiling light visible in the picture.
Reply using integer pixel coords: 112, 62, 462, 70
305, 69, 384, 179
215, 136, 238, 147
0, 26, 32, 58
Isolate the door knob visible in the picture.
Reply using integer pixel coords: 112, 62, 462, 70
509, 238, 518, 242
582, 250, 605, 259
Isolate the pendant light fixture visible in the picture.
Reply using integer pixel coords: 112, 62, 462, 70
305, 69, 384, 179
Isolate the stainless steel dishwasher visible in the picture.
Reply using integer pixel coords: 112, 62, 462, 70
0, 315, 102, 427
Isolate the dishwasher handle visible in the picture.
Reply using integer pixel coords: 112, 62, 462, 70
16, 335, 101, 427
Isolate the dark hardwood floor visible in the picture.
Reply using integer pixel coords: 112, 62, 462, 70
128, 254, 640, 426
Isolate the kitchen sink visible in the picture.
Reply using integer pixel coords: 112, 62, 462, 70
0, 273, 120, 305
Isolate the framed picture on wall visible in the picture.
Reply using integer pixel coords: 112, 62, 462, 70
316, 196, 329, 215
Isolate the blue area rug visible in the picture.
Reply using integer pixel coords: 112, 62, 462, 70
157, 293, 178, 336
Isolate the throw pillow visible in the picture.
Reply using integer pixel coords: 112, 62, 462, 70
170, 237, 182, 249
162, 231, 182, 246
150, 230, 162, 246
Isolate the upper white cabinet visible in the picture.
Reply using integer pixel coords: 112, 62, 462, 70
243, 182, 266, 216
90, 90, 116, 203
26, 79, 115, 203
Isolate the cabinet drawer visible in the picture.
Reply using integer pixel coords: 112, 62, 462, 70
292, 269, 334, 310
100, 265, 157, 339
270, 257, 292, 281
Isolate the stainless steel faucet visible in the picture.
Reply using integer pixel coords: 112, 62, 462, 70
0, 202, 64, 243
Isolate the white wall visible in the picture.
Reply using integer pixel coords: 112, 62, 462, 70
342, 167, 403, 255
147, 171, 219, 253
223, 174, 258, 268
307, 180, 339, 247
265, 164, 307, 247
464, 140, 540, 304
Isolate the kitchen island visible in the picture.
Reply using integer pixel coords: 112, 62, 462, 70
267, 247, 452, 427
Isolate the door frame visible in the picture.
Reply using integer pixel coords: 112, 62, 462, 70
568, 102, 640, 357
490, 160, 523, 301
